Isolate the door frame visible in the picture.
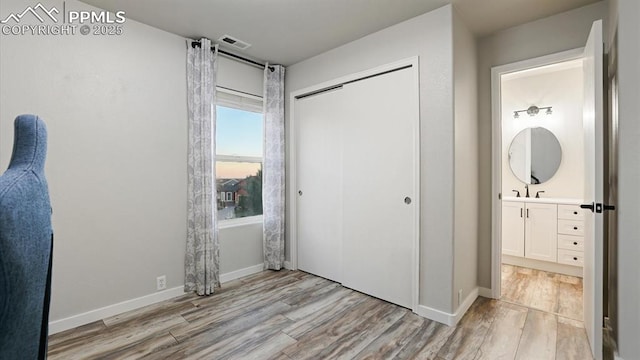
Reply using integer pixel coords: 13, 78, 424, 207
288, 56, 421, 311
490, 48, 584, 299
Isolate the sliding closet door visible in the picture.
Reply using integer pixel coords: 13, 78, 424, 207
341, 67, 418, 309
295, 89, 344, 282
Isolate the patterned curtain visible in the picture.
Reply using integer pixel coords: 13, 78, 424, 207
185, 38, 220, 295
263, 64, 286, 270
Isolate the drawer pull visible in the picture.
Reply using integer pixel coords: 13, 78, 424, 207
573, 211, 578, 214
573, 227, 578, 230
573, 242, 578, 245
573, 257, 578, 261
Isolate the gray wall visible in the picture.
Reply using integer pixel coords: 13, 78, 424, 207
476, 2, 607, 288
0, 0, 188, 321
220, 223, 263, 274
612, 0, 640, 358
452, 9, 479, 309
0, 0, 263, 323
286, 5, 456, 313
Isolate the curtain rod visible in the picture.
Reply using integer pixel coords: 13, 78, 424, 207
191, 41, 274, 72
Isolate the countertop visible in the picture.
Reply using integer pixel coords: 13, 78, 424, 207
502, 196, 584, 205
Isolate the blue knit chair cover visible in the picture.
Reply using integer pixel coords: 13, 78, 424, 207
0, 115, 53, 359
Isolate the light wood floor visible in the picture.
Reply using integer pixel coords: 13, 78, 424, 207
501, 264, 584, 321
48, 270, 592, 359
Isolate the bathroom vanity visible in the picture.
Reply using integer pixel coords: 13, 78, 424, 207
502, 196, 584, 277
501, 123, 586, 277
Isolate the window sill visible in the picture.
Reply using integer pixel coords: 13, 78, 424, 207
218, 215, 263, 229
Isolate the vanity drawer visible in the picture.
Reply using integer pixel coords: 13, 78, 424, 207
558, 219, 584, 236
558, 249, 584, 267
558, 205, 584, 220
558, 234, 584, 251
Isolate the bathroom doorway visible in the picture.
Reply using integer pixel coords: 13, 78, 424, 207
498, 56, 585, 322
498, 54, 587, 328
490, 18, 606, 360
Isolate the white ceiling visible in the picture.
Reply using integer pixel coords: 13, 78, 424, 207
79, 0, 600, 66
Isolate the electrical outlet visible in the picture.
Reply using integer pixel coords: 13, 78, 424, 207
156, 275, 166, 291
458, 289, 463, 305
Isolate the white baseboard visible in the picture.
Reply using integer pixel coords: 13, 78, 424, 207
50, 263, 265, 335
454, 287, 479, 325
478, 287, 494, 298
220, 263, 264, 283
415, 304, 456, 326
49, 285, 186, 335
414, 287, 479, 327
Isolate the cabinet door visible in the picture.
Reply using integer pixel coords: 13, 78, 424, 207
524, 203, 558, 262
502, 202, 525, 257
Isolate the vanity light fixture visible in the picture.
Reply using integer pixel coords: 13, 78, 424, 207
513, 105, 553, 118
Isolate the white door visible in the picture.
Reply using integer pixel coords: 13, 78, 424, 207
340, 66, 419, 309
524, 203, 558, 262
582, 19, 604, 359
502, 202, 525, 257
296, 88, 344, 283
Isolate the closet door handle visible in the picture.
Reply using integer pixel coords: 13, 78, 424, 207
404, 197, 412, 205
520, 208, 523, 218
298, 190, 303, 196
526, 209, 529, 218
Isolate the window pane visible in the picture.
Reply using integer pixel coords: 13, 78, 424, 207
216, 162, 262, 220
216, 106, 263, 157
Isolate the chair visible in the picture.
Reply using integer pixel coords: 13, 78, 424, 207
0, 115, 53, 359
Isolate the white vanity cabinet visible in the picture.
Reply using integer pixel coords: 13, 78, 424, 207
501, 201, 557, 262
524, 203, 558, 262
557, 204, 585, 266
502, 198, 585, 275
502, 202, 525, 257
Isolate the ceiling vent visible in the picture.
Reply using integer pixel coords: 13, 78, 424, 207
218, 35, 251, 50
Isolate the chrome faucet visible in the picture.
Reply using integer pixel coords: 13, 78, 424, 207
525, 184, 530, 198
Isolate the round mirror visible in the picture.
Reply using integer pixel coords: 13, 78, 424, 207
508, 127, 562, 184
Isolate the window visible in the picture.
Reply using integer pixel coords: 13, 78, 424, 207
215, 89, 263, 222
